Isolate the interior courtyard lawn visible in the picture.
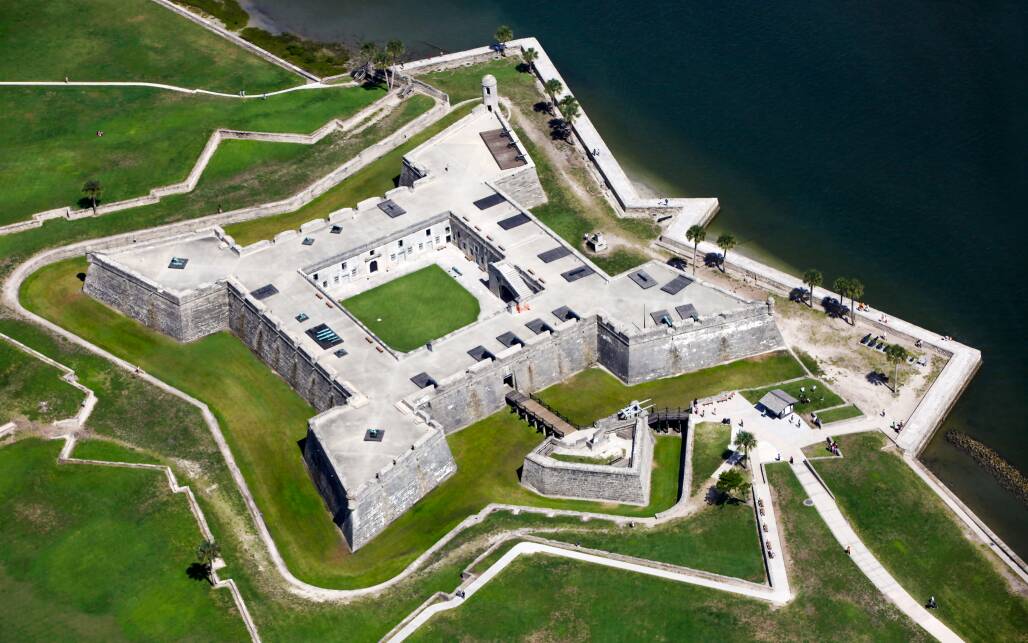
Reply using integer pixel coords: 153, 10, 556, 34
0, 83, 384, 225
342, 265, 480, 352
690, 422, 732, 496
741, 377, 845, 415
22, 257, 680, 588
0, 438, 247, 641
817, 404, 863, 424
223, 100, 474, 246
412, 463, 926, 641
812, 432, 1028, 642
0, 339, 83, 424
2, 0, 298, 90
537, 350, 806, 427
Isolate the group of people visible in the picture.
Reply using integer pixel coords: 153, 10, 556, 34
825, 436, 841, 456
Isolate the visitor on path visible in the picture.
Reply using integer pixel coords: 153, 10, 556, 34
846, 545, 852, 555
789, 456, 794, 465
927, 595, 937, 609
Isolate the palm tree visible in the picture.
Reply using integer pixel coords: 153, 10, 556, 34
557, 95, 580, 140
373, 49, 390, 86
358, 41, 379, 79
494, 25, 514, 52
716, 233, 736, 272
385, 39, 405, 88
685, 224, 706, 275
802, 269, 823, 307
735, 430, 757, 469
82, 179, 102, 215
847, 278, 864, 325
543, 78, 563, 114
196, 540, 221, 585
884, 343, 909, 395
522, 47, 539, 73
833, 276, 851, 318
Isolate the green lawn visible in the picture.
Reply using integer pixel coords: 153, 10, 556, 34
741, 376, 845, 415
691, 421, 731, 496
413, 463, 925, 641
0, 438, 247, 640
224, 98, 472, 246
419, 59, 542, 105
817, 404, 863, 424
0, 339, 83, 424
0, 84, 384, 225
342, 265, 481, 353
537, 351, 805, 427
72, 439, 160, 465
1, 0, 298, 90
549, 501, 764, 581
549, 451, 621, 465
813, 433, 1028, 641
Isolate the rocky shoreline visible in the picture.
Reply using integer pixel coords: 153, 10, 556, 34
946, 431, 1028, 507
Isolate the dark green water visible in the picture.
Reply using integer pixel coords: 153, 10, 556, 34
243, 1, 1028, 554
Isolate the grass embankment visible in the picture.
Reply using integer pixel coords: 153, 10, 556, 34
72, 439, 160, 465
0, 84, 384, 225
817, 404, 863, 424
813, 432, 1028, 641
691, 421, 731, 496
21, 257, 683, 587
413, 463, 925, 641
0, 339, 83, 424
0, 439, 247, 640
741, 376, 845, 415
420, 60, 659, 274
342, 265, 480, 352
224, 98, 471, 245
537, 351, 805, 427
549, 451, 621, 466
1, 0, 297, 90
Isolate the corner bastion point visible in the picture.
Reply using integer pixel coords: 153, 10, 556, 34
81, 77, 783, 550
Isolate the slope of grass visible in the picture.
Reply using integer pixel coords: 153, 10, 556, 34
0, 0, 298, 90
537, 351, 805, 427
691, 421, 731, 496
0, 84, 384, 225
818, 404, 863, 424
813, 433, 1028, 641
72, 439, 160, 465
0, 438, 246, 640
413, 463, 925, 641
224, 97, 470, 246
342, 265, 480, 352
0, 339, 83, 424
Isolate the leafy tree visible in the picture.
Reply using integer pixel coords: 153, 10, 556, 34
685, 225, 706, 275
495, 25, 514, 46
195, 540, 221, 585
884, 343, 909, 395
557, 95, 580, 140
716, 468, 748, 502
81, 179, 102, 215
543, 78, 563, 114
522, 47, 539, 72
716, 233, 736, 272
833, 276, 851, 318
358, 41, 379, 78
802, 268, 823, 307
735, 430, 758, 469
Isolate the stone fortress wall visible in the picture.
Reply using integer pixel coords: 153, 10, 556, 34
522, 416, 654, 505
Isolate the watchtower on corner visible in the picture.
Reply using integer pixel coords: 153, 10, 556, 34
482, 74, 498, 112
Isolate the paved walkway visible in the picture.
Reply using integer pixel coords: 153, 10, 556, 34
387, 540, 787, 641
0, 80, 336, 98
790, 459, 962, 642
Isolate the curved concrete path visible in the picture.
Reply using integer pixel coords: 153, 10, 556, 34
0, 79, 339, 98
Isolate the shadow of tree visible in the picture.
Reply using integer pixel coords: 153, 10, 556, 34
186, 562, 209, 582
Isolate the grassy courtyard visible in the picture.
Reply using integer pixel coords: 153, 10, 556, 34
0, 339, 83, 424
342, 265, 481, 353
0, 438, 247, 640
224, 99, 474, 246
537, 350, 806, 427
813, 432, 1028, 641
817, 404, 864, 424
741, 376, 845, 415
0, 84, 384, 225
413, 463, 925, 641
2, 0, 298, 90
691, 421, 732, 496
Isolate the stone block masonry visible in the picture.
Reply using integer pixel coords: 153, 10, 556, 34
84, 253, 229, 343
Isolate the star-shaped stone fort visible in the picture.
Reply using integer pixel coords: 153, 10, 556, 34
83, 77, 783, 550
